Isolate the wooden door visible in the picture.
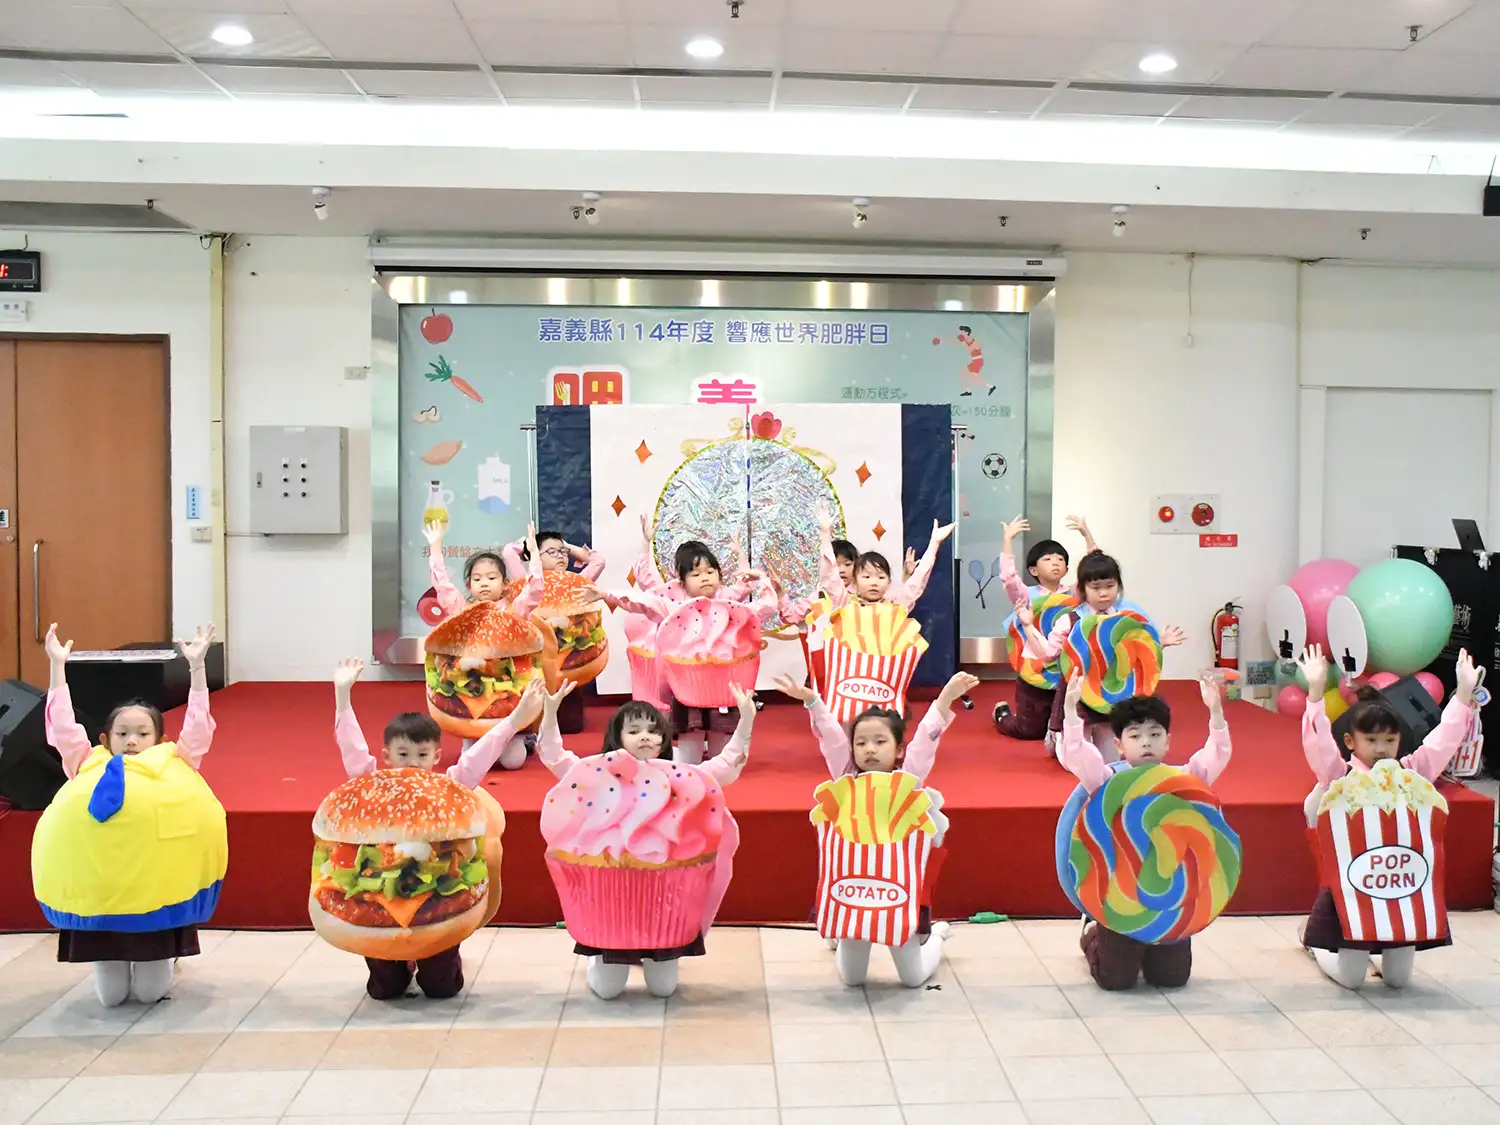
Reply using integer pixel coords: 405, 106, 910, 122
0, 342, 16, 681
14, 339, 170, 685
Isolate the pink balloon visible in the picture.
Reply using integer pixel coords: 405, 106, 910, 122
1415, 672, 1445, 704
1337, 677, 1359, 704
1277, 685, 1308, 717
1288, 558, 1360, 647
1367, 672, 1399, 690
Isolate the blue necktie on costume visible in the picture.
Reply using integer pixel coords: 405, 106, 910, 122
87, 754, 126, 822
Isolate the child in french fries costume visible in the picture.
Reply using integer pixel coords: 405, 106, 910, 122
819, 602, 929, 722
1296, 643, 1480, 990
779, 669, 979, 986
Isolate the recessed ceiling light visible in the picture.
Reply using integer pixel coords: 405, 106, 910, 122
686, 37, 724, 59
1138, 52, 1178, 75
211, 24, 254, 47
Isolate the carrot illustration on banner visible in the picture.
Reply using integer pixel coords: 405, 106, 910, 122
427, 356, 483, 403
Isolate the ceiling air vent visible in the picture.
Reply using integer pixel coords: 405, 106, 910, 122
0, 201, 191, 231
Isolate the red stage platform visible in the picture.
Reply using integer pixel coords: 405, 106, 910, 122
0, 680, 1492, 931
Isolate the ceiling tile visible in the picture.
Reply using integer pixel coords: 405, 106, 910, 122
0, 57, 82, 88
1096, 0, 1305, 44
1415, 103, 1500, 129
630, 23, 781, 68
457, 0, 624, 18
635, 74, 772, 103
0, 4, 172, 54
1406, 120, 1500, 141
790, 0, 961, 32
1209, 46, 1396, 90
493, 72, 636, 101
198, 64, 355, 93
290, 0, 455, 16
470, 20, 633, 66
1041, 88, 1183, 115
1296, 95, 1444, 125
1279, 121, 1410, 139
122, 0, 291, 10
1266, 0, 1476, 50
930, 34, 1092, 80
346, 68, 495, 98
1077, 40, 1248, 84
621, 0, 788, 25
1416, 3, 1500, 51
132, 12, 328, 58
1357, 47, 1500, 96
781, 28, 940, 74
1170, 95, 1323, 122
949, 0, 1116, 38
907, 83, 1051, 113
56, 60, 220, 92
777, 78, 913, 107
291, 13, 479, 63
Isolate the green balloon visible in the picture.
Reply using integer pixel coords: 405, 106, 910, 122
1345, 558, 1453, 677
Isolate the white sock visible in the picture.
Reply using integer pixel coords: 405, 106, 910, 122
91, 962, 130, 1008
1379, 945, 1416, 988
834, 938, 872, 986
889, 923, 948, 988
497, 735, 528, 770
585, 956, 630, 1000
1313, 947, 1371, 990
130, 959, 174, 1004
641, 957, 680, 998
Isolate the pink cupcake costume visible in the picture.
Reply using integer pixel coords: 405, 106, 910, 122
537, 727, 748, 998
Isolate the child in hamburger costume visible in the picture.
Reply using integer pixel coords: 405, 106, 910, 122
502, 568, 608, 738
502, 528, 606, 583
327, 657, 544, 999
32, 623, 224, 1008
537, 679, 755, 1000
1297, 643, 1479, 990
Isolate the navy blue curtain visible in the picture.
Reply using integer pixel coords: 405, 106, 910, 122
902, 404, 956, 687
534, 405, 593, 545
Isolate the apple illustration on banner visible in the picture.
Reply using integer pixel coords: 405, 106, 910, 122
421, 311, 453, 344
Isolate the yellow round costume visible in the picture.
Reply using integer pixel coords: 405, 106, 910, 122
31, 743, 228, 932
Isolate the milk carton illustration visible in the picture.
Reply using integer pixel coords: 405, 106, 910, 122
477, 457, 510, 515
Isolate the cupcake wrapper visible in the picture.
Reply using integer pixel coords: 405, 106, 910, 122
626, 648, 668, 710
547, 855, 712, 949
662, 656, 760, 709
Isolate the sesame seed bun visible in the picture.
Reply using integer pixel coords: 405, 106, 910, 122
503, 570, 605, 618
425, 601, 544, 660
312, 768, 487, 844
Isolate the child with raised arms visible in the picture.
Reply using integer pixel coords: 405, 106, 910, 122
503, 529, 605, 583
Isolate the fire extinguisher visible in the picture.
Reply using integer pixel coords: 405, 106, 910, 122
1210, 602, 1241, 671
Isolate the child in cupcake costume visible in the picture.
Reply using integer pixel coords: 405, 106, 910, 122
776, 669, 979, 986
32, 623, 223, 1008
1297, 643, 1480, 990
538, 681, 756, 999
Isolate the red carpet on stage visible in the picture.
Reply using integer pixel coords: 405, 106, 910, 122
0, 680, 1491, 931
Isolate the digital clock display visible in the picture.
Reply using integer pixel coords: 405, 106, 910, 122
0, 251, 41, 293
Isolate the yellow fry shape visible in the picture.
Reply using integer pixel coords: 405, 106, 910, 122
810, 771, 937, 844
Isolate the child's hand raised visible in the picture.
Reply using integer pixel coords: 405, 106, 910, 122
730, 684, 757, 720
1002, 515, 1029, 544
903, 547, 918, 581
542, 680, 576, 716
333, 657, 365, 690
422, 520, 444, 548
773, 673, 815, 703
1199, 672, 1225, 719
512, 678, 546, 727
929, 520, 956, 548
1455, 647, 1483, 705
1064, 667, 1084, 709
639, 513, 653, 550
1160, 625, 1186, 647
815, 505, 834, 537
1014, 599, 1034, 627
937, 671, 980, 710
1297, 643, 1328, 697
44, 623, 73, 664
176, 624, 216, 670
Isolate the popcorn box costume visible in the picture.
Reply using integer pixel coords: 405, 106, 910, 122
656, 597, 763, 709
812, 770, 947, 946
542, 750, 739, 961
819, 603, 929, 722
1307, 760, 1449, 951
32, 743, 228, 945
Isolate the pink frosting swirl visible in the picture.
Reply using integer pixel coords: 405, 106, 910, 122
656, 597, 761, 664
541, 751, 727, 864
623, 612, 658, 653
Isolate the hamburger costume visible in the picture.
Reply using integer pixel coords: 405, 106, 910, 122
537, 719, 749, 999
425, 602, 547, 770
504, 570, 609, 737
310, 769, 504, 1000
31, 683, 224, 1006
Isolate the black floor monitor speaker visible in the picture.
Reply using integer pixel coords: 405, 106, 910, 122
0, 679, 68, 810
1330, 675, 1442, 760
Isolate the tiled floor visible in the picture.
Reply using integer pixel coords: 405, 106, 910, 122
5, 913, 1500, 1124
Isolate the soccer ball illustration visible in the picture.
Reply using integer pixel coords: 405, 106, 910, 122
981, 453, 1007, 479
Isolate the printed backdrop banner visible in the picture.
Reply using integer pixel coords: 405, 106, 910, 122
397, 305, 1026, 643
538, 403, 954, 691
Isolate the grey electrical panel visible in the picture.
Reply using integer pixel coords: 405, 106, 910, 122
248, 425, 349, 535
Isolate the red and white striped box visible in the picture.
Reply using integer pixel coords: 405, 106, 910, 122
814, 822, 933, 946
1313, 804, 1449, 945
820, 637, 922, 723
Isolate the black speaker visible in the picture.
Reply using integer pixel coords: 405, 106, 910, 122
1331, 675, 1442, 760
0, 680, 68, 810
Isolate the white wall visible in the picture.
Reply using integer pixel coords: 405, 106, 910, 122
0, 230, 214, 636
1052, 253, 1301, 675
223, 236, 373, 680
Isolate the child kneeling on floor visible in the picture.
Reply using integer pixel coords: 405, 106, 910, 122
1059, 670, 1232, 990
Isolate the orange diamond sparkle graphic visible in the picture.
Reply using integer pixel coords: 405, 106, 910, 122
872, 521, 887, 541
635, 441, 652, 463
611, 496, 626, 517
856, 461, 872, 486
626, 571, 637, 587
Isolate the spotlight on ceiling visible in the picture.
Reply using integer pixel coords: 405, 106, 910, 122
852, 197, 870, 230
211, 24, 254, 47
572, 191, 601, 226
1111, 204, 1129, 237
686, 37, 724, 59
1138, 52, 1178, 75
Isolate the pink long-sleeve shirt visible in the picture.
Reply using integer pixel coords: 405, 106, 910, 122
335, 705, 523, 789
1000, 552, 1075, 611
1060, 703, 1231, 793
608, 578, 779, 630
537, 721, 750, 788
802, 695, 954, 781
824, 534, 941, 613
1300, 694, 1471, 825
776, 546, 845, 627
501, 541, 606, 584
45, 683, 216, 777
429, 549, 545, 620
